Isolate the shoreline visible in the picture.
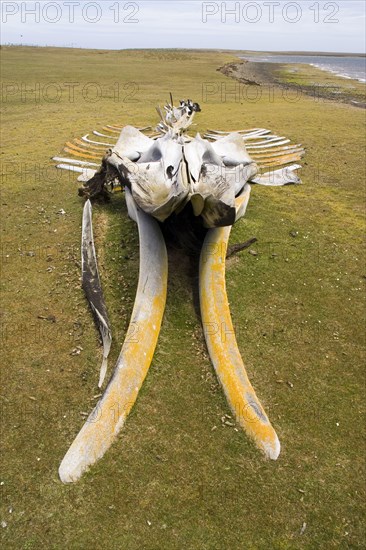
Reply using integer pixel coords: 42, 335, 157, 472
218, 59, 366, 108
239, 50, 366, 58
307, 63, 365, 84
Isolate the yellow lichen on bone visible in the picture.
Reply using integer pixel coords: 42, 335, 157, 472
199, 192, 280, 460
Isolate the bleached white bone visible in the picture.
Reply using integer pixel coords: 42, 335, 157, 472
251, 164, 302, 185
82, 135, 115, 147
93, 131, 117, 139
53, 157, 100, 167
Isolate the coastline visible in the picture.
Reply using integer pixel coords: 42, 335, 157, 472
238, 50, 366, 58
218, 58, 366, 108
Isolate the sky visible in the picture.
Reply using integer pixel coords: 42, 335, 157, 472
1, 0, 365, 53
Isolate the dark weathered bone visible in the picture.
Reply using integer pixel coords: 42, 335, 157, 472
226, 237, 258, 258
81, 200, 112, 387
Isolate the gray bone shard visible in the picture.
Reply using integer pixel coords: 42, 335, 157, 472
81, 200, 112, 387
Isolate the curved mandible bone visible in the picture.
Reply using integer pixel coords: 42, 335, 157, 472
199, 188, 280, 460
59, 189, 168, 482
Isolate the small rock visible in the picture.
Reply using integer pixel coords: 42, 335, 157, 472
1, 521, 7, 528
290, 231, 299, 238
300, 522, 307, 535
287, 381, 294, 388
38, 315, 56, 323
249, 249, 258, 256
56, 209, 66, 216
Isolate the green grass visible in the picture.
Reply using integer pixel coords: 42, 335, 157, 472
274, 62, 366, 104
1, 46, 365, 549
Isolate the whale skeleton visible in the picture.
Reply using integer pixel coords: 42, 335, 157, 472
53, 98, 305, 482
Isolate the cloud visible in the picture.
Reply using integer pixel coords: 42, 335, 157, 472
1, 0, 365, 52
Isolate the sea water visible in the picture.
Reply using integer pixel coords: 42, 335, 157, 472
242, 55, 366, 83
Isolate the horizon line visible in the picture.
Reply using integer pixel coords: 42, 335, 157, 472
1, 44, 366, 56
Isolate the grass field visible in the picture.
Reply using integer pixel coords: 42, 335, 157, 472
275, 62, 366, 106
1, 46, 365, 549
